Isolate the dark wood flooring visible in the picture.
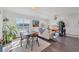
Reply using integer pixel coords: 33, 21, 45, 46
41, 36, 79, 52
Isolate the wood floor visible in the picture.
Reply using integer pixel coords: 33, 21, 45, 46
42, 36, 79, 52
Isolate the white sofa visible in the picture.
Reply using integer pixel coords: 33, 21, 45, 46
39, 28, 59, 40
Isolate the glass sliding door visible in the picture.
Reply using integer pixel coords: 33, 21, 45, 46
16, 17, 30, 35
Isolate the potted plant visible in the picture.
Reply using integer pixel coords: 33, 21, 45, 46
3, 25, 17, 43
3, 17, 17, 44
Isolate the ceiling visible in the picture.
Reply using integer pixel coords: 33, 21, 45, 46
1, 7, 79, 19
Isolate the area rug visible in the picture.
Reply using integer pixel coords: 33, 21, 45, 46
3, 38, 51, 52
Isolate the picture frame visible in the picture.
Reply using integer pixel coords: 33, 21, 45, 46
32, 20, 39, 27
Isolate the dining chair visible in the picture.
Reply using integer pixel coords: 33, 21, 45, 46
30, 32, 40, 50
20, 32, 40, 51
20, 32, 30, 47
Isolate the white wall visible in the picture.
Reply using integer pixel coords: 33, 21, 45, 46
0, 15, 2, 37
0, 9, 3, 38
59, 14, 79, 38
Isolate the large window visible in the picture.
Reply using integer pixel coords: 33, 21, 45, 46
16, 17, 30, 32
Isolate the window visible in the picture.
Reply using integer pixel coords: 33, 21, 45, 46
16, 17, 30, 32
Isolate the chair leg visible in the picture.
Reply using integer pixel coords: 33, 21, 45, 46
20, 38, 22, 47
26, 39, 27, 48
31, 37, 34, 51
26, 36, 29, 48
36, 36, 40, 46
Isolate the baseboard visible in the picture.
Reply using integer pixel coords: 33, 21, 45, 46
66, 33, 79, 39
